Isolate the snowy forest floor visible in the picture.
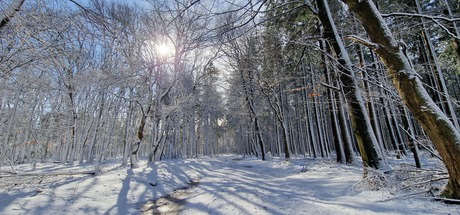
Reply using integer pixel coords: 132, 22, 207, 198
0, 155, 459, 215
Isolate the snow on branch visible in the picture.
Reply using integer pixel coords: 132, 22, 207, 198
344, 35, 379, 49
381, 12, 460, 23
381, 12, 460, 40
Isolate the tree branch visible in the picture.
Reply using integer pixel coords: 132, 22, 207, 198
382, 12, 460, 23
382, 12, 460, 40
0, 0, 26, 29
345, 35, 379, 49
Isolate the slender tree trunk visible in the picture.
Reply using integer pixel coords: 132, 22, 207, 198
121, 100, 133, 166
240, 70, 266, 160
279, 86, 291, 159
299, 75, 312, 158
323, 41, 345, 163
337, 93, 355, 164
415, 0, 459, 130
441, 0, 460, 59
0, 99, 17, 167
402, 107, 422, 168
357, 44, 385, 152
343, 0, 460, 198
87, 90, 105, 163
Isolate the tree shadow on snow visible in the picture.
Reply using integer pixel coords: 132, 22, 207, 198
155, 158, 428, 215
116, 168, 133, 215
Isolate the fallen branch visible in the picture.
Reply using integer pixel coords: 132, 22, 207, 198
400, 168, 447, 174
379, 190, 429, 202
424, 197, 460, 204
415, 196, 460, 204
401, 177, 449, 190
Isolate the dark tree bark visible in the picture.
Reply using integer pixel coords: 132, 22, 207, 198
337, 94, 355, 164
131, 103, 151, 169
320, 39, 345, 163
342, 0, 460, 199
240, 69, 266, 161
316, 0, 387, 171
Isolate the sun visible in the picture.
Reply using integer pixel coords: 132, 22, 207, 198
156, 42, 175, 58
141, 38, 175, 62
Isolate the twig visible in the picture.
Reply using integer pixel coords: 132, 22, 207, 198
382, 12, 460, 22
399, 168, 446, 173
401, 177, 449, 190
379, 190, 429, 202
398, 124, 443, 161
418, 197, 460, 204
4, 156, 18, 174
321, 82, 341, 91
345, 35, 380, 49
381, 12, 460, 40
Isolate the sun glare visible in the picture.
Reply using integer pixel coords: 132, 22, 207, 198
141, 39, 176, 62
156, 42, 175, 58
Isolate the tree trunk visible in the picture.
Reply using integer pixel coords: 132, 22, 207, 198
337, 93, 355, 164
402, 107, 422, 168
317, 0, 387, 171
240, 70, 266, 160
132, 106, 149, 169
343, 0, 460, 199
415, 0, 459, 130
121, 100, 134, 166
441, 0, 460, 59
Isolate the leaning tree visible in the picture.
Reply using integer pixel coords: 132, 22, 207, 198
342, 0, 460, 199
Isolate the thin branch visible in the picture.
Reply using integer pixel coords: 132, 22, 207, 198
345, 35, 380, 49
382, 12, 460, 23
379, 190, 429, 202
3, 156, 18, 174
419, 197, 460, 204
304, 0, 318, 15
398, 124, 443, 161
321, 82, 340, 91
401, 177, 449, 190
0, 0, 25, 29
382, 12, 460, 40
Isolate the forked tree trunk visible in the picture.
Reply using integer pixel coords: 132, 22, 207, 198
343, 0, 460, 199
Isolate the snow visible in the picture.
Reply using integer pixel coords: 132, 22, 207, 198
1, 156, 459, 215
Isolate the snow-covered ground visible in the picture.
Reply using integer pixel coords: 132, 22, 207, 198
0, 155, 458, 215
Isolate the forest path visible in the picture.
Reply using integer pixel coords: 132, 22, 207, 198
141, 157, 405, 215
1, 157, 456, 214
